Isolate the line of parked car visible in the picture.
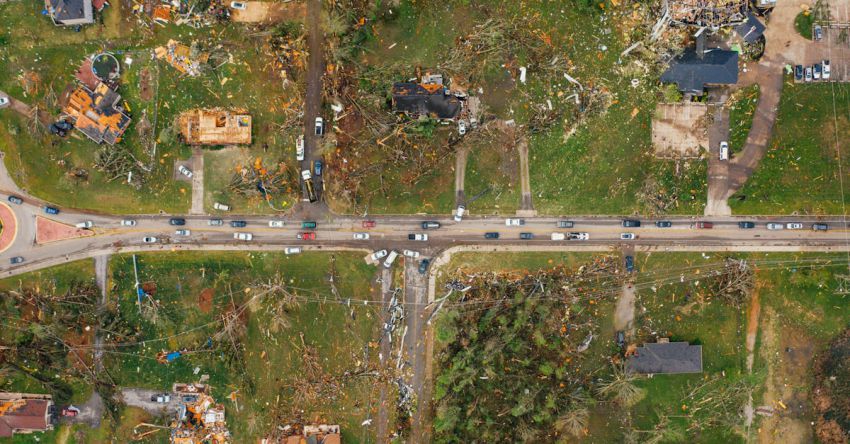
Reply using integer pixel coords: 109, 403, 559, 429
795, 60, 831, 83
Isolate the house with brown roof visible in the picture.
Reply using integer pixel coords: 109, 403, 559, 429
0, 394, 53, 438
63, 82, 131, 145
178, 109, 252, 146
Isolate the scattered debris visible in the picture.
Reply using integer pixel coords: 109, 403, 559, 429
178, 109, 252, 146
170, 383, 230, 444
155, 40, 210, 77
63, 83, 132, 145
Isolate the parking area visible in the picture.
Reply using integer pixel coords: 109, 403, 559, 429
794, 25, 850, 82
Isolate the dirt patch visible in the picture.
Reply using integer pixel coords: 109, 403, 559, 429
745, 283, 761, 372
64, 330, 94, 372
231, 1, 306, 23
141, 281, 157, 296
139, 68, 153, 102
652, 102, 709, 158
198, 288, 214, 313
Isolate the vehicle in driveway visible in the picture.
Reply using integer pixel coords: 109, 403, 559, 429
738, 221, 755, 229
10, 256, 24, 265
0, 96, 9, 108
805, 66, 813, 82
315, 117, 324, 136
121, 219, 136, 226
301, 221, 317, 229
551, 232, 565, 241
284, 247, 302, 255
353, 232, 370, 240
178, 165, 193, 178
622, 219, 640, 228
795, 64, 804, 81
213, 202, 230, 211
408, 233, 428, 241
815, 24, 823, 41
296, 135, 305, 161
75, 221, 93, 229
230, 1, 246, 9
314, 160, 323, 176
766, 223, 784, 230
454, 205, 465, 222
519, 232, 534, 240
484, 232, 499, 239
230, 220, 247, 228
620, 232, 636, 240
505, 218, 525, 226
556, 220, 574, 228
458, 120, 467, 135
44, 206, 60, 215
371, 249, 388, 261
383, 250, 399, 268
208, 218, 223, 226
655, 221, 672, 228
169, 218, 186, 226
814, 63, 822, 80
403, 249, 420, 258
269, 220, 285, 228
362, 220, 376, 228
175, 229, 190, 236
234, 232, 253, 241
616, 330, 626, 349
813, 223, 829, 231
786, 222, 804, 229
142, 237, 157, 243
625, 255, 634, 273
418, 259, 431, 274
7, 195, 22, 205
719, 141, 729, 160
696, 222, 713, 229
823, 60, 831, 80
297, 232, 316, 240
421, 221, 441, 229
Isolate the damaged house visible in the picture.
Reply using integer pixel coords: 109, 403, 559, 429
627, 339, 703, 375
45, 0, 94, 26
392, 74, 463, 120
0, 394, 54, 438
63, 82, 131, 145
664, 0, 748, 28
171, 383, 230, 444
178, 109, 252, 146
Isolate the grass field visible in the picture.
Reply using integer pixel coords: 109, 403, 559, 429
728, 85, 760, 154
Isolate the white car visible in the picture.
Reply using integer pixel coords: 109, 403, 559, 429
551, 232, 565, 241
766, 223, 784, 230
121, 219, 136, 226
454, 205, 465, 222
569, 232, 590, 240
0, 96, 9, 108
178, 165, 193, 178
383, 250, 399, 268
458, 120, 467, 135
296, 135, 305, 161
719, 141, 729, 161
269, 220, 285, 228
234, 232, 253, 241
284, 247, 302, 255
230, 1, 247, 10
620, 232, 636, 240
142, 237, 157, 243
409, 233, 429, 241
353, 232, 370, 240
505, 218, 525, 226
371, 249, 388, 261
301, 169, 312, 181
175, 229, 191, 236
786, 222, 804, 230
823, 60, 831, 80
213, 202, 231, 211
75, 221, 93, 229
403, 249, 420, 258
315, 117, 324, 136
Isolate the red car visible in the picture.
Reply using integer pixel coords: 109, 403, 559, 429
696, 222, 714, 229
362, 220, 376, 228
297, 232, 316, 240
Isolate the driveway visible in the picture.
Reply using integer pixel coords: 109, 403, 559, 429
118, 388, 178, 416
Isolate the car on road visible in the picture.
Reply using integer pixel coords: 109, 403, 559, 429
813, 223, 829, 231
520, 232, 534, 240
403, 249, 420, 258
696, 221, 713, 229
314, 160, 323, 176
719, 141, 729, 160
805, 66, 813, 82
230, 220, 247, 228
362, 220, 376, 228
175, 229, 191, 236
0, 96, 9, 108
178, 165, 193, 178
484, 232, 499, 239
625, 255, 634, 273
75, 221, 93, 229
655, 221, 672, 228
9, 256, 24, 265
814, 63, 822, 80
795, 64, 804, 82
418, 259, 431, 274
556, 220, 574, 228
297, 232, 316, 240
620, 232, 636, 240
815, 24, 823, 41
353, 232, 370, 240
269, 220, 285, 228
371, 249, 388, 261
824, 60, 831, 80
738, 221, 756, 229
121, 219, 136, 226
169, 218, 186, 226
384, 250, 399, 268
284, 247, 302, 255
505, 218, 525, 226
213, 202, 230, 211
7, 195, 22, 205
616, 330, 626, 349
301, 221, 316, 229
408, 233, 428, 241
569, 232, 590, 240
230, 1, 246, 9
786, 222, 804, 229
296, 135, 305, 161
234, 232, 253, 241
315, 117, 324, 136
551, 232, 565, 241
454, 205, 465, 222
142, 237, 157, 243
458, 120, 467, 135
622, 219, 640, 228
44, 206, 60, 215
208, 219, 223, 226
421, 221, 441, 229
766, 223, 784, 230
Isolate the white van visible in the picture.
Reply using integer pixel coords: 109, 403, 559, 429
719, 141, 729, 161
551, 232, 565, 241
383, 250, 399, 268
284, 247, 302, 255
296, 135, 305, 161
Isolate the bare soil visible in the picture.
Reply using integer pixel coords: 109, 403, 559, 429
198, 288, 214, 313
139, 68, 153, 102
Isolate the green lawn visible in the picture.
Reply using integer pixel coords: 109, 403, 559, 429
463, 140, 520, 214
728, 85, 760, 154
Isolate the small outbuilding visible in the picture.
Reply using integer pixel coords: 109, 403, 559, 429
627, 339, 703, 375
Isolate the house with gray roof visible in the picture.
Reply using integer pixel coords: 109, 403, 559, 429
45, 0, 94, 26
627, 339, 703, 375
661, 48, 739, 95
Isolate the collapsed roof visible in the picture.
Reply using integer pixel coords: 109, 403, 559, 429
391, 82, 462, 120
666, 0, 748, 27
660, 48, 739, 94
64, 83, 131, 145
178, 109, 252, 146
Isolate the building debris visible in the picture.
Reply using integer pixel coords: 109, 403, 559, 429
264, 424, 341, 444
391, 72, 465, 121
63, 82, 132, 145
178, 108, 252, 146
154, 40, 210, 76
170, 383, 230, 444
664, 0, 748, 28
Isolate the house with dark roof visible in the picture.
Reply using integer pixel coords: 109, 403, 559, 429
0, 394, 53, 438
45, 0, 94, 26
391, 82, 462, 120
627, 339, 703, 375
661, 47, 739, 94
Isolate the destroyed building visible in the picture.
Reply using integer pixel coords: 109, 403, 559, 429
0, 393, 54, 438
178, 109, 252, 146
627, 339, 703, 375
64, 82, 132, 145
155, 40, 209, 76
664, 0, 748, 28
171, 383, 230, 444
45, 0, 94, 26
266, 424, 341, 444
661, 47, 738, 95
392, 74, 463, 120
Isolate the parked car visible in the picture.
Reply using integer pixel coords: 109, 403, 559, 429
551, 232, 565, 241
230, 1, 247, 9
234, 232, 253, 241
9, 256, 24, 265
719, 141, 729, 160
314, 160, 323, 176
823, 60, 831, 79
297, 232, 316, 240
75, 221, 93, 229
622, 219, 640, 228
421, 221, 441, 229
625, 255, 635, 273
738, 221, 756, 229
805, 66, 813, 82
284, 247, 302, 255
169, 218, 186, 226
418, 259, 431, 274
44, 206, 60, 215
519, 232, 534, 240
696, 222, 713, 229
178, 165, 193, 178
795, 64, 804, 81
815, 24, 823, 41
403, 249, 420, 258
362, 220, 376, 228
61, 408, 79, 417
353, 232, 370, 240
569, 232, 590, 240
371, 249, 388, 261
458, 120, 467, 135
620, 232, 636, 240
814, 63, 822, 80
454, 205, 465, 222
208, 218, 223, 226
296, 135, 305, 161
7, 195, 22, 205
766, 223, 784, 230
484, 232, 499, 239
230, 220, 247, 228
408, 233, 428, 241
557, 220, 574, 228
383, 250, 399, 268
213, 202, 230, 211
505, 218, 525, 226
315, 117, 324, 136
269, 220, 285, 228
142, 237, 157, 243
655, 221, 672, 228
121, 219, 136, 226
175, 229, 191, 236
813, 223, 829, 231
302, 221, 317, 229
786, 222, 804, 229
0, 96, 9, 108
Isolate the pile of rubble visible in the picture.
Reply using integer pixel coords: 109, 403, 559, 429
665, 0, 748, 27
170, 383, 230, 444
154, 40, 209, 76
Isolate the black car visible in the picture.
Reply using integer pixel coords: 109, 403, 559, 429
421, 221, 441, 229
795, 64, 804, 81
418, 259, 431, 274
484, 232, 499, 239
9, 256, 24, 265
813, 223, 829, 231
557, 220, 574, 228
169, 218, 186, 226
44, 206, 60, 215
7, 195, 22, 205
230, 220, 247, 228
625, 255, 634, 273
738, 221, 756, 229
622, 219, 641, 228
519, 232, 534, 240
655, 221, 672, 228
